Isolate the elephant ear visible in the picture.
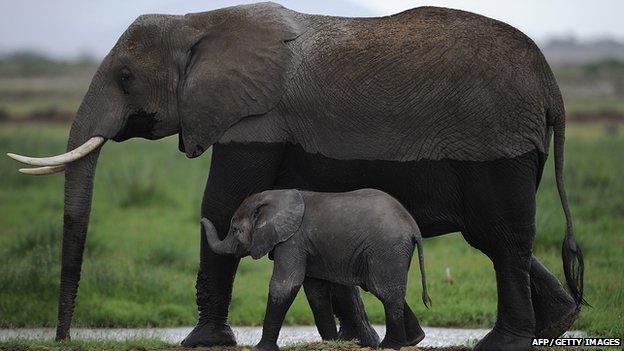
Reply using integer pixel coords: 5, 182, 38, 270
250, 190, 304, 259
178, 3, 302, 157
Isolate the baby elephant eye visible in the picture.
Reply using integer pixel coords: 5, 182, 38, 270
253, 204, 266, 218
253, 207, 262, 219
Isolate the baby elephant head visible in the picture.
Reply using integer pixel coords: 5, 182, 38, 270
202, 189, 305, 259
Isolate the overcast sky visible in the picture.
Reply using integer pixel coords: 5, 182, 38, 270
1, 0, 623, 58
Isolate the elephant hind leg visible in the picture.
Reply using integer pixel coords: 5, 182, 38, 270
379, 299, 407, 350
368, 278, 408, 349
463, 223, 537, 351
457, 148, 544, 350
403, 301, 425, 346
303, 277, 338, 340
330, 283, 380, 347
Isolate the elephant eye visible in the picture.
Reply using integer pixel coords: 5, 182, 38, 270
119, 68, 132, 95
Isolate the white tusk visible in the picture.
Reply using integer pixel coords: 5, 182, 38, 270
18, 165, 66, 175
7, 136, 105, 166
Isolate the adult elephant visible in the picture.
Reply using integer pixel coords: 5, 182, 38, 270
8, 3, 585, 350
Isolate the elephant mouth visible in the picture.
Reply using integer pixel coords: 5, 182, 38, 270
113, 109, 158, 142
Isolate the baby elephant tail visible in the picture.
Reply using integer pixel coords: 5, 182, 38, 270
415, 237, 432, 308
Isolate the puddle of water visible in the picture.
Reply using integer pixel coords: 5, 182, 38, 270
0, 326, 586, 348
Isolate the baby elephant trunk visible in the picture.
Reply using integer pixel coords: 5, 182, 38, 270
201, 218, 238, 256
415, 237, 432, 308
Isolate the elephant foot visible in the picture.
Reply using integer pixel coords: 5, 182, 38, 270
530, 256, 580, 338
405, 328, 425, 346
474, 328, 534, 351
378, 338, 404, 350
404, 312, 425, 345
252, 340, 279, 351
536, 305, 580, 339
181, 321, 236, 347
338, 322, 380, 347
336, 323, 356, 341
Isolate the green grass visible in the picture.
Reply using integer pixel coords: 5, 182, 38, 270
0, 123, 622, 338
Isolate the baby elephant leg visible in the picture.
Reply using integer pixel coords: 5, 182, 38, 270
403, 301, 425, 345
255, 258, 305, 351
254, 283, 301, 351
330, 283, 380, 347
303, 277, 338, 340
379, 297, 407, 349
368, 252, 411, 349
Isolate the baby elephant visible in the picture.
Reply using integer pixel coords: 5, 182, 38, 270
202, 189, 431, 351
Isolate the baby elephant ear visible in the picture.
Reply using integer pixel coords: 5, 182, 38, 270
250, 190, 304, 259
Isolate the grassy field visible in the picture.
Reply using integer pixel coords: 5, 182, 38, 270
0, 122, 622, 339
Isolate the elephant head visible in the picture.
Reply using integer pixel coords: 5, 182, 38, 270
6, 3, 302, 340
203, 190, 305, 259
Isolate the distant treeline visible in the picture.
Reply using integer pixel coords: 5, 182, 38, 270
0, 51, 98, 78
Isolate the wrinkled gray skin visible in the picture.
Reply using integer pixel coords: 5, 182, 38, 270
34, 2, 584, 350
203, 189, 432, 351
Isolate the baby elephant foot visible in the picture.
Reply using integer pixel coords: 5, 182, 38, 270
338, 321, 380, 347
405, 328, 425, 346
379, 338, 404, 350
253, 340, 279, 351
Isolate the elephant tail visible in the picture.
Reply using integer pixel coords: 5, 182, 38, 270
415, 237, 432, 308
550, 108, 587, 307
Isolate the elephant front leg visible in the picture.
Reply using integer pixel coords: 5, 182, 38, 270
255, 252, 306, 351
254, 284, 301, 351
182, 142, 286, 347
181, 239, 239, 347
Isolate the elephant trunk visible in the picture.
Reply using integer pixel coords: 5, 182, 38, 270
201, 218, 238, 256
55, 119, 102, 340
